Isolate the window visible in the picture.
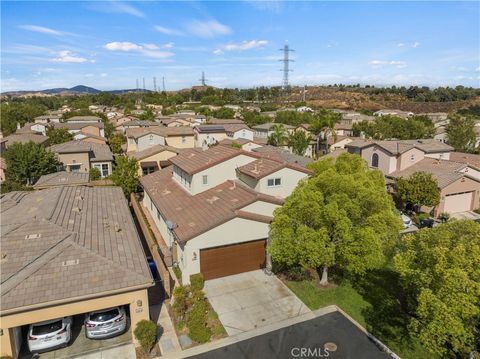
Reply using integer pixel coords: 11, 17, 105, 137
181, 136, 186, 144
202, 175, 208, 185
149, 134, 154, 145
371, 153, 379, 168
143, 167, 155, 176
69, 164, 81, 173
94, 163, 109, 177
267, 178, 281, 187
410, 154, 415, 161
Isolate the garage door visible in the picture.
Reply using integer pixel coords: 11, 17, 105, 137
444, 192, 473, 213
200, 239, 266, 280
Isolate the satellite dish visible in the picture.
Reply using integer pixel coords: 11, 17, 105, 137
166, 220, 174, 230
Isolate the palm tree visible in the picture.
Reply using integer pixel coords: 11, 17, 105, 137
309, 109, 342, 154
287, 130, 312, 156
267, 124, 287, 146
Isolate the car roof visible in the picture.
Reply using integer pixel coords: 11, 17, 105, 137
88, 306, 120, 315
30, 317, 67, 327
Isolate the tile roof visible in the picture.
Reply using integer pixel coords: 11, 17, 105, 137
251, 146, 313, 167
127, 144, 182, 161
387, 158, 470, 188
140, 169, 283, 242
208, 118, 245, 125
195, 125, 227, 134
237, 155, 312, 179
126, 126, 194, 139
49, 140, 113, 162
346, 138, 453, 155
0, 186, 153, 313
223, 124, 251, 133
123, 120, 160, 127
52, 122, 105, 130
252, 123, 296, 130
64, 116, 102, 122
4, 133, 49, 147
449, 152, 480, 170
34, 171, 90, 189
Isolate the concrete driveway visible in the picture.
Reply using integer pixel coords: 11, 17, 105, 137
204, 270, 310, 335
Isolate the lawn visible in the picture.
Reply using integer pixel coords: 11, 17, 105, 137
285, 267, 438, 359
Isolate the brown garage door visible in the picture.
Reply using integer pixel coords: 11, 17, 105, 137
200, 239, 266, 280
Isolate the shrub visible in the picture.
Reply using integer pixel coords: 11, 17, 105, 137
173, 285, 188, 319
284, 266, 311, 281
190, 273, 205, 292
89, 167, 101, 181
187, 301, 211, 343
133, 320, 157, 353
173, 266, 182, 281
439, 212, 450, 223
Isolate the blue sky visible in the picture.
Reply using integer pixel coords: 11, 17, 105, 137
1, 1, 479, 91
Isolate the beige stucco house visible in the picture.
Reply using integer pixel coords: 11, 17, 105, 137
139, 145, 311, 284
126, 127, 194, 152
0, 186, 154, 358
127, 144, 181, 176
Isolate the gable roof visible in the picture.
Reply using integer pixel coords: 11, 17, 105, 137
34, 171, 90, 189
0, 186, 153, 313
52, 122, 105, 130
346, 138, 453, 155
64, 116, 102, 122
449, 152, 480, 170
208, 118, 245, 125
4, 133, 49, 147
126, 126, 194, 139
140, 168, 283, 242
251, 145, 313, 167
127, 144, 182, 161
237, 156, 312, 180
49, 140, 113, 162
252, 123, 296, 131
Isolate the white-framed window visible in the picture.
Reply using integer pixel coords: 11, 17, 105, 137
94, 163, 109, 177
267, 178, 281, 187
149, 134, 154, 145
202, 175, 208, 185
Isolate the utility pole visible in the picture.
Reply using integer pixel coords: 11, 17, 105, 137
136, 79, 139, 93
153, 77, 157, 92
162, 76, 166, 92
302, 85, 307, 102
279, 41, 294, 90
142, 77, 145, 92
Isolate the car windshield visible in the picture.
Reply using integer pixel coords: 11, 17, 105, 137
89, 309, 119, 322
32, 320, 63, 335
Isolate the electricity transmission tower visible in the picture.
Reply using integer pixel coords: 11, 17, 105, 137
162, 76, 166, 92
279, 41, 294, 90
136, 79, 139, 93
153, 77, 157, 92
142, 77, 145, 92
199, 71, 208, 86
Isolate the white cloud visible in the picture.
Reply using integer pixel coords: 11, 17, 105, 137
163, 42, 175, 49
90, 2, 144, 17
216, 40, 268, 53
101, 73, 108, 78
104, 42, 143, 51
154, 25, 184, 36
397, 43, 405, 47
103, 41, 174, 59
184, 20, 231, 38
369, 60, 407, 69
50, 50, 87, 63
412, 41, 420, 48
475, 66, 480, 72
18, 25, 64, 36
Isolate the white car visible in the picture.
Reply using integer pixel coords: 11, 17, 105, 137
28, 317, 72, 353
401, 213, 412, 228
85, 307, 127, 339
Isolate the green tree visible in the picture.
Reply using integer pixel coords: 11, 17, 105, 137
309, 109, 342, 153
353, 115, 436, 140
108, 133, 124, 154
133, 320, 157, 353
269, 153, 402, 285
89, 167, 101, 181
4, 142, 58, 185
395, 171, 440, 210
213, 107, 235, 119
111, 156, 139, 195
0, 102, 46, 136
139, 108, 155, 121
287, 130, 311, 156
394, 220, 480, 356
46, 127, 73, 145
267, 124, 287, 146
446, 115, 477, 153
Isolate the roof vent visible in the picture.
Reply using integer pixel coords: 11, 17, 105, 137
75, 195, 83, 201
72, 207, 82, 213
62, 259, 79, 267
206, 196, 219, 204
68, 219, 75, 225
162, 189, 171, 196
59, 177, 67, 182
188, 222, 196, 227
25, 233, 41, 240
229, 182, 236, 190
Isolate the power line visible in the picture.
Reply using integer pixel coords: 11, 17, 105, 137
279, 41, 294, 90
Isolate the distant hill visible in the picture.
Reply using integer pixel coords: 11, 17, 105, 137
2, 85, 101, 96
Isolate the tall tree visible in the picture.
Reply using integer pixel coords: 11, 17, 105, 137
267, 124, 288, 146
46, 127, 74, 145
394, 220, 480, 356
309, 109, 342, 153
111, 156, 139, 195
4, 142, 58, 185
446, 115, 477, 153
108, 133, 124, 154
287, 130, 312, 156
395, 171, 440, 210
269, 153, 402, 285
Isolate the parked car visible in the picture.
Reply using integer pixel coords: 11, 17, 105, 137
27, 317, 72, 353
419, 218, 435, 228
85, 306, 127, 339
398, 211, 412, 228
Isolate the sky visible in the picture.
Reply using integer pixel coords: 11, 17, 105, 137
1, 1, 479, 91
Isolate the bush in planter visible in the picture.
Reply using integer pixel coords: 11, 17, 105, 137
173, 285, 188, 320
89, 167, 101, 181
133, 320, 157, 353
284, 266, 311, 281
187, 301, 211, 343
190, 273, 205, 292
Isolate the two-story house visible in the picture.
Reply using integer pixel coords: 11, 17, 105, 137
346, 139, 480, 215
126, 127, 195, 152
139, 145, 311, 284
194, 124, 254, 148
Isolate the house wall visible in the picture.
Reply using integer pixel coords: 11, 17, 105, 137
331, 138, 353, 151
80, 125, 101, 137
165, 135, 195, 149
127, 137, 137, 152
361, 146, 397, 174
143, 193, 175, 248
254, 167, 308, 198
0, 289, 150, 358
31, 124, 47, 136
189, 154, 256, 195
180, 217, 270, 284
135, 151, 177, 176
459, 166, 480, 181
240, 200, 281, 217
397, 148, 425, 171
231, 129, 254, 141
425, 152, 451, 160
136, 134, 166, 152
242, 142, 263, 152
194, 132, 227, 147
436, 176, 480, 216
57, 152, 90, 173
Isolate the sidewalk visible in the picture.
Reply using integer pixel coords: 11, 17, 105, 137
151, 303, 182, 356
